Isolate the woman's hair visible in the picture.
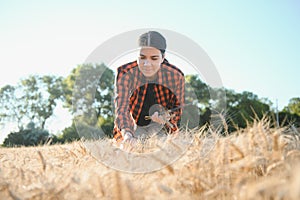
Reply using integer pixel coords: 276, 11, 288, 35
138, 31, 166, 55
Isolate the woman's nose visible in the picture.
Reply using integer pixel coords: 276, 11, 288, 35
143, 60, 151, 66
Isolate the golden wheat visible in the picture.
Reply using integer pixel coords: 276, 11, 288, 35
0, 118, 300, 199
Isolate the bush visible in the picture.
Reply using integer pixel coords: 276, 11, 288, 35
3, 125, 49, 147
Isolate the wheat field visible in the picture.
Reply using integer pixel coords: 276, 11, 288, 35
1, 118, 300, 200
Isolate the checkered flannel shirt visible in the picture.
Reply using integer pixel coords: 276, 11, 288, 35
113, 59, 185, 142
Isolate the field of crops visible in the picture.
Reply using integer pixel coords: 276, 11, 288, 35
1, 118, 300, 200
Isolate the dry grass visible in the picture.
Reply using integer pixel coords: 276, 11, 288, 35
1, 118, 300, 199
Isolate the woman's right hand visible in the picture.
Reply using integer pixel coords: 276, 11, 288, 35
120, 131, 136, 150
123, 132, 134, 142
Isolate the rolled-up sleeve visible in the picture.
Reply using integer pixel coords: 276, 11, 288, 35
114, 71, 135, 136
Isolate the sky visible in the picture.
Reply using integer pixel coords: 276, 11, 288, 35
0, 0, 299, 141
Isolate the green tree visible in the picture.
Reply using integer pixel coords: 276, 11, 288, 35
59, 122, 80, 143
3, 122, 49, 147
283, 97, 300, 116
184, 75, 221, 129
97, 116, 114, 138
225, 90, 271, 131
21, 75, 64, 129
0, 75, 64, 130
184, 75, 210, 106
63, 63, 115, 137
278, 111, 300, 127
0, 85, 27, 129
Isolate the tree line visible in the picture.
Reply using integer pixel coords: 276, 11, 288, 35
1, 63, 299, 147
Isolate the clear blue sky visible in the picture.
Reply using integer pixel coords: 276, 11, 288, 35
0, 0, 299, 112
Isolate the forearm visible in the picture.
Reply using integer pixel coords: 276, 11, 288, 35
114, 73, 135, 135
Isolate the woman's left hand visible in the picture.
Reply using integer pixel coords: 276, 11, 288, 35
151, 111, 170, 124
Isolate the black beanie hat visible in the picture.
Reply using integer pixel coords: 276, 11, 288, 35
138, 31, 167, 52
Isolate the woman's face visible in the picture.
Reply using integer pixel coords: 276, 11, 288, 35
138, 47, 164, 80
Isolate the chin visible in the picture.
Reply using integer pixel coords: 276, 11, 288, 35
142, 72, 154, 77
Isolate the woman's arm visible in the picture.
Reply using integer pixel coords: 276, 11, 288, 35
114, 71, 135, 136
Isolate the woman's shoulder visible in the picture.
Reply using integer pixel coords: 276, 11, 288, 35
117, 60, 138, 74
161, 59, 184, 77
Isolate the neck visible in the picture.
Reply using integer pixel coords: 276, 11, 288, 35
146, 74, 158, 82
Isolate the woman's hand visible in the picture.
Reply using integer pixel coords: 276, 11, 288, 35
123, 132, 134, 142
120, 131, 136, 150
151, 111, 170, 124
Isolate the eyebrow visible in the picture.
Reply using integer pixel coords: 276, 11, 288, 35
139, 53, 160, 58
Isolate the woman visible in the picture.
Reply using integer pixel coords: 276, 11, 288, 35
113, 31, 185, 143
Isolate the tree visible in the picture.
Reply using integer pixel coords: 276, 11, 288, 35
3, 122, 49, 147
97, 116, 114, 138
224, 90, 271, 131
63, 63, 115, 137
278, 111, 300, 127
184, 75, 227, 129
283, 97, 300, 116
0, 85, 27, 129
21, 75, 64, 129
0, 75, 64, 130
184, 75, 210, 106
59, 122, 80, 143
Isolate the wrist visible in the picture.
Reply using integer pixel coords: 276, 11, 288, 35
123, 131, 133, 141
125, 132, 133, 137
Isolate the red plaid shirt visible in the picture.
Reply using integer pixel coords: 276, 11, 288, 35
113, 59, 185, 142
